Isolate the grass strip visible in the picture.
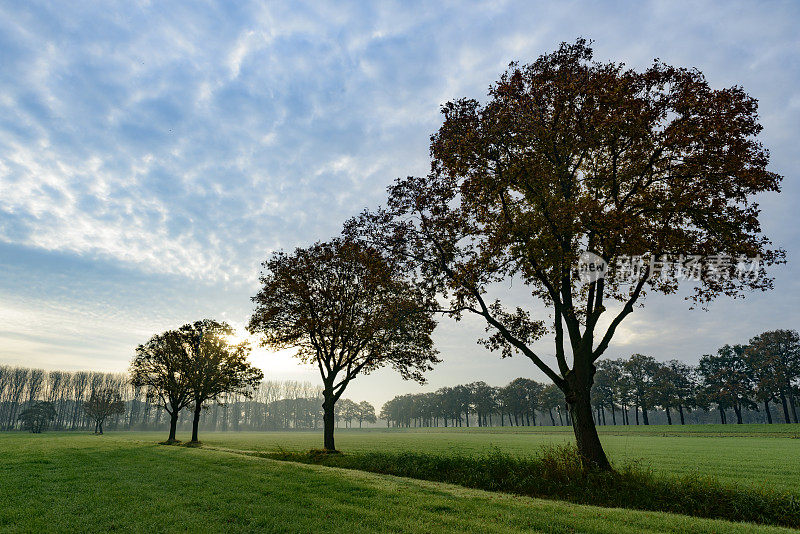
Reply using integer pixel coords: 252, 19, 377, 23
242, 444, 800, 529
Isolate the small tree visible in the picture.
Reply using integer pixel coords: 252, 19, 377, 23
179, 319, 264, 443
18, 401, 56, 433
356, 401, 377, 428
624, 354, 660, 425
698, 345, 755, 424
248, 238, 439, 451
83, 387, 125, 434
747, 330, 800, 423
130, 330, 193, 442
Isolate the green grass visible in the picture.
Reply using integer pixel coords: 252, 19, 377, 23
0, 433, 796, 533
121, 424, 800, 494
256, 446, 800, 528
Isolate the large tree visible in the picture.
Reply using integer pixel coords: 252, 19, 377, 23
83, 387, 125, 434
349, 39, 783, 468
248, 238, 439, 451
130, 330, 193, 442
179, 319, 264, 443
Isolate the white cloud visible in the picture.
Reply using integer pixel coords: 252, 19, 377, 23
0, 0, 798, 407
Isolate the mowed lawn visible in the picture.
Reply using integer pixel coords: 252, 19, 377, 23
0, 433, 796, 534
121, 424, 800, 494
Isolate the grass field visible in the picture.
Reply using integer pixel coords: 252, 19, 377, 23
1, 431, 797, 533
121, 424, 800, 494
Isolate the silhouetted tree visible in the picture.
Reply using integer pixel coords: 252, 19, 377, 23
83, 387, 125, 434
356, 401, 377, 428
179, 319, 264, 442
651, 360, 696, 425
747, 330, 800, 423
698, 345, 755, 424
625, 354, 660, 425
350, 39, 783, 469
18, 401, 56, 433
130, 330, 193, 441
248, 238, 439, 451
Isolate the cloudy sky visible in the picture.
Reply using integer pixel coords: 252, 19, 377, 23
1, 0, 798, 409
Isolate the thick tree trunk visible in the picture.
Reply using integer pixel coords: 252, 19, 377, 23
678, 404, 685, 425
665, 407, 672, 425
191, 404, 202, 442
322, 392, 336, 451
567, 390, 611, 470
789, 391, 799, 423
99, 421, 103, 434
718, 406, 726, 424
168, 411, 178, 441
733, 403, 743, 424
764, 400, 773, 424
642, 408, 649, 425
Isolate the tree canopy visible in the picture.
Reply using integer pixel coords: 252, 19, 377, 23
18, 401, 56, 433
130, 330, 193, 442
248, 238, 439, 450
83, 387, 125, 434
179, 319, 264, 442
349, 38, 783, 468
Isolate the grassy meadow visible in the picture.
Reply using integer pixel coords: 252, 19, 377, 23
1, 425, 798, 532
123, 424, 800, 493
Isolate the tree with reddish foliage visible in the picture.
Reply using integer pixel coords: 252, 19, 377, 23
349, 39, 783, 469
248, 238, 439, 451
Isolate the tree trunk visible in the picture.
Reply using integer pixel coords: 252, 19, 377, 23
191, 404, 202, 442
548, 409, 555, 426
733, 403, 743, 424
168, 411, 178, 441
98, 421, 103, 434
322, 392, 336, 451
764, 400, 773, 424
678, 404, 685, 425
789, 391, 799, 424
780, 393, 791, 423
611, 406, 616, 425
665, 407, 672, 425
642, 408, 649, 425
566, 389, 611, 470
718, 406, 726, 424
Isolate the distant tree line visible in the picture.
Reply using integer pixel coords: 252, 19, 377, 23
381, 330, 800, 427
0, 365, 376, 433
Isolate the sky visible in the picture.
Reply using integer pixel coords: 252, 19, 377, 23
0, 0, 798, 410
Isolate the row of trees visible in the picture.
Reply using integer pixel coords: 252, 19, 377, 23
242, 39, 784, 468
592, 330, 800, 426
5, 40, 780, 467
381, 380, 567, 428
0, 364, 376, 433
380, 331, 800, 429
